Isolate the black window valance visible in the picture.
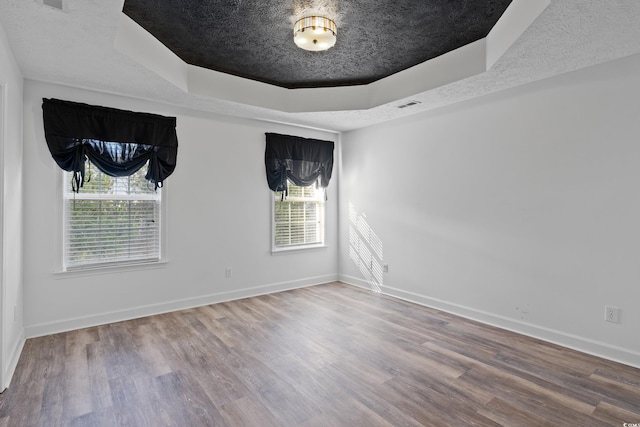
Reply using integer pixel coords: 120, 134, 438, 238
265, 133, 334, 195
42, 98, 178, 191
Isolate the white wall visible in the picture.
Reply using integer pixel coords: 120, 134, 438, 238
339, 53, 640, 368
23, 80, 338, 337
0, 20, 25, 390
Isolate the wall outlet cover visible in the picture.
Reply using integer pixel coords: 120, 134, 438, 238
605, 306, 620, 323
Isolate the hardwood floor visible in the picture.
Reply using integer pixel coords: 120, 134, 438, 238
1, 282, 639, 426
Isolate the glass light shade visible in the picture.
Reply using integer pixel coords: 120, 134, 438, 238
293, 16, 337, 52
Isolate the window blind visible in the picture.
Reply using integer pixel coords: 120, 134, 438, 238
274, 181, 324, 249
63, 166, 160, 269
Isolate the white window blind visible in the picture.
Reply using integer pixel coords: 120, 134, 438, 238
274, 181, 324, 250
63, 165, 161, 270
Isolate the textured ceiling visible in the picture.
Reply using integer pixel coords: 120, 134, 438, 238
122, 0, 513, 89
1, 1, 640, 132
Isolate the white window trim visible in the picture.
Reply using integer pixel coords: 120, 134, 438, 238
271, 243, 328, 255
54, 168, 169, 276
270, 184, 327, 254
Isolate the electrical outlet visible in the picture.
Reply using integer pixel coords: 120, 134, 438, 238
605, 305, 620, 323
225, 267, 232, 278
383, 264, 389, 273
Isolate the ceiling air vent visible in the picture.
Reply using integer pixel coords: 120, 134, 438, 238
41, 0, 64, 10
397, 100, 421, 109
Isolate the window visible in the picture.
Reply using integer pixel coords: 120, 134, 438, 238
273, 180, 325, 251
63, 164, 161, 270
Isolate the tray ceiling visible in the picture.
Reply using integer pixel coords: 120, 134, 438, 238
2, 1, 640, 131
122, 0, 513, 89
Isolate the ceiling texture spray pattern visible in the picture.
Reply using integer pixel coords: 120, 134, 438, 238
122, 0, 513, 89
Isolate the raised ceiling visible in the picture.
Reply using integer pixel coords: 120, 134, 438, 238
1, 1, 640, 131
122, 0, 513, 89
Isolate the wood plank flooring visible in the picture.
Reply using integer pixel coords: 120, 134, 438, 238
1, 282, 639, 426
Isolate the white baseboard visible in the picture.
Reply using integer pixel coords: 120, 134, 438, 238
2, 331, 25, 391
339, 274, 640, 369
25, 274, 338, 338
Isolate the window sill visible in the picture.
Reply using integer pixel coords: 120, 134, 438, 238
271, 244, 328, 255
54, 260, 168, 279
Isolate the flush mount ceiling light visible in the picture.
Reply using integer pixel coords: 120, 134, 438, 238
293, 15, 337, 52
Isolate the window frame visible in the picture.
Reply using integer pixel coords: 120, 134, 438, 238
56, 166, 168, 275
271, 180, 326, 253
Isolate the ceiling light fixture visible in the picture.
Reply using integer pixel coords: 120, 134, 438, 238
293, 15, 337, 52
